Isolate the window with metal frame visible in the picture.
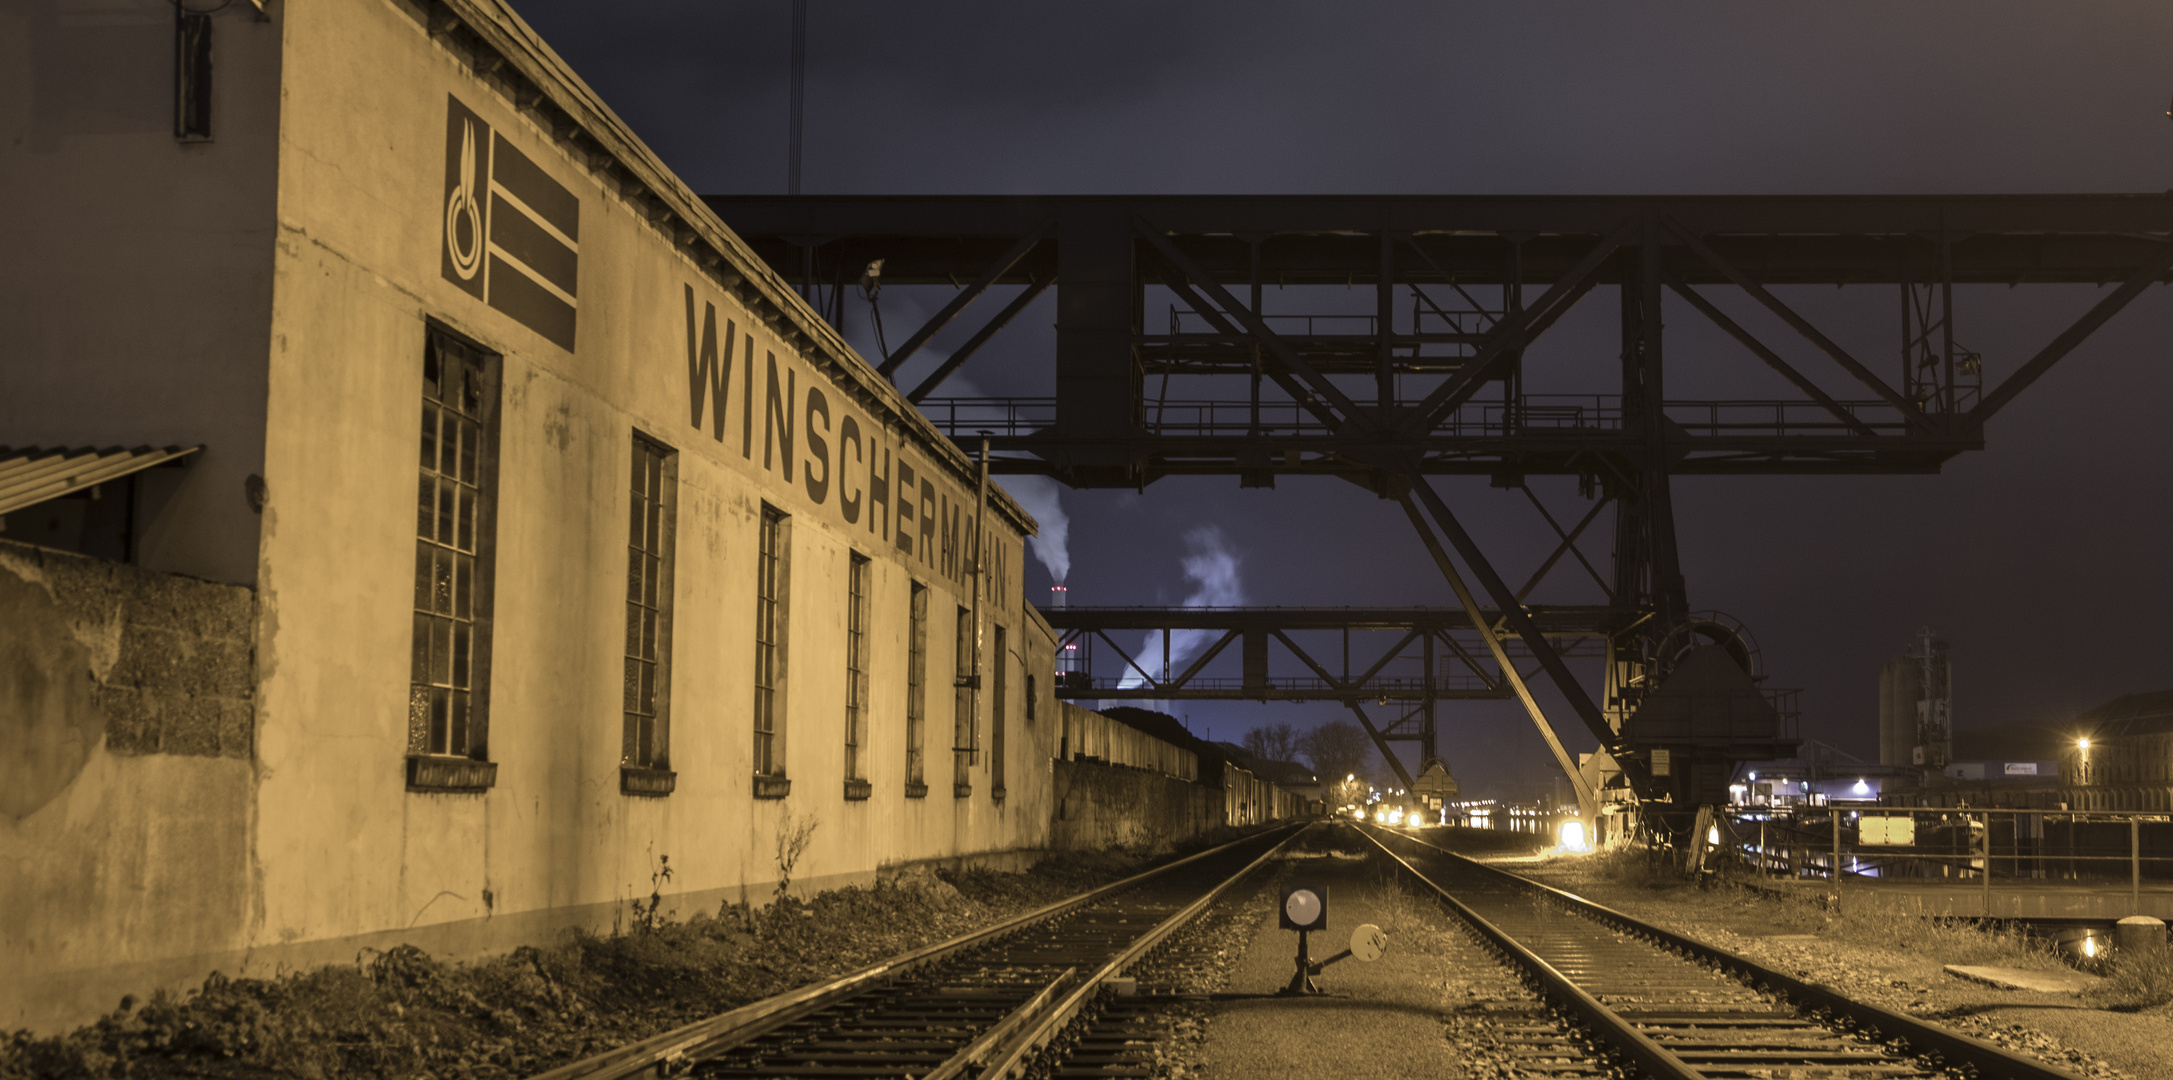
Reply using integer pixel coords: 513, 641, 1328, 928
991, 625, 1007, 798
174, 7, 212, 142
407, 331, 498, 792
905, 582, 928, 797
844, 552, 871, 798
753, 505, 789, 788
622, 434, 676, 795
953, 605, 975, 796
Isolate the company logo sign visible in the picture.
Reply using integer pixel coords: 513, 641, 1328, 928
441, 95, 580, 351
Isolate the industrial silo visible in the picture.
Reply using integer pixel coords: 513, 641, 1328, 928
1879, 658, 1920, 766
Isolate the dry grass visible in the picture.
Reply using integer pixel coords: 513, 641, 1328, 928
1366, 871, 1462, 956
1822, 893, 2054, 968
2084, 947, 2173, 1011
1544, 845, 2061, 970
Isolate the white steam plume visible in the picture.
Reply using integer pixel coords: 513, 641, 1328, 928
901, 369, 1072, 588
1002, 475, 1071, 585
1117, 526, 1244, 694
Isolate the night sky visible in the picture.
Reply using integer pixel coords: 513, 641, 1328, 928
514, 2, 2173, 799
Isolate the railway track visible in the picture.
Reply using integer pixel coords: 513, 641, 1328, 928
1362, 825, 2085, 1080
529, 823, 1302, 1080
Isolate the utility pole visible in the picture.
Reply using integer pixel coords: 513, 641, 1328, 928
787, 0, 806, 197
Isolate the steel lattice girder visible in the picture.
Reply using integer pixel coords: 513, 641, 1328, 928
1044, 606, 1611, 702
712, 193, 2172, 482
708, 194, 2173, 287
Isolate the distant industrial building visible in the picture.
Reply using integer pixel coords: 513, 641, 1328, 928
2062, 691, 2173, 812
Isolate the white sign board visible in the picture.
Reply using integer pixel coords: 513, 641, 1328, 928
1859, 815, 1915, 845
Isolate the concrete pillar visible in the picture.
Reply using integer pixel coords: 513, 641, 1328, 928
2118, 915, 2166, 957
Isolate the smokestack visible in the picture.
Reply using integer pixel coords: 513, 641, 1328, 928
1050, 584, 1068, 609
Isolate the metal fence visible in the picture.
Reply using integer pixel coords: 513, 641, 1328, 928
1712, 805, 2173, 911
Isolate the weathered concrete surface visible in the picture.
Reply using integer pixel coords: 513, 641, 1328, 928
1944, 964, 2102, 994
1200, 851, 1460, 1079
0, 539, 259, 1032
1049, 758, 1217, 851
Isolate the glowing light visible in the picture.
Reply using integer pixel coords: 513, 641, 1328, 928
1749, 771, 1758, 781
1707, 826, 1721, 846
2083, 936, 2100, 958
2079, 738, 2092, 751
1558, 820, 1588, 851
1853, 779, 1870, 795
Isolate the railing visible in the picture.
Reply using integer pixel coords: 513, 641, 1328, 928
917, 397, 1056, 437
1165, 302, 1506, 340
1060, 673, 1501, 696
917, 395, 1918, 441
1709, 806, 2173, 914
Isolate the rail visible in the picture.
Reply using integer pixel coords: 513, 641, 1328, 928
1357, 829, 1702, 1079
1364, 825, 2083, 1080
526, 822, 1303, 1080
974, 825, 1301, 1078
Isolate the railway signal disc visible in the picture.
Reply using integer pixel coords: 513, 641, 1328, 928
1280, 883, 1327, 931
1350, 922, 1387, 962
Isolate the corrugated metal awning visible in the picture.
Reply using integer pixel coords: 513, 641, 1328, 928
0, 446, 203, 516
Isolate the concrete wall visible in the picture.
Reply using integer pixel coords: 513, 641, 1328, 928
1048, 758, 1218, 851
0, 0, 282, 585
1057, 701, 1198, 780
0, 539, 258, 1028
1222, 762, 1307, 826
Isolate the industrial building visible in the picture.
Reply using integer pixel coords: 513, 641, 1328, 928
0, 0, 1309, 1036
2062, 690, 2173, 811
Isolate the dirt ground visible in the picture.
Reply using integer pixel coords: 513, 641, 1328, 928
0, 840, 1214, 1080
1433, 830, 2173, 1080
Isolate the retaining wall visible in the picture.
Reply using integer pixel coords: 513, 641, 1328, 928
1048, 757, 1219, 851
0, 539, 260, 1030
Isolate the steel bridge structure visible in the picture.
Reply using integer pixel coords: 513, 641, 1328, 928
707, 193, 2173, 814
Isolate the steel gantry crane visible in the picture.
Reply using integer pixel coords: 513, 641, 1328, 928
707, 193, 2173, 826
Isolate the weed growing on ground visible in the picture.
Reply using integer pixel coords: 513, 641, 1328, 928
1822, 893, 2053, 968
2084, 947, 2173, 1011
0, 847, 1175, 1080
1540, 843, 2056, 970
630, 851, 673, 934
1576, 844, 1689, 892
1366, 870, 1459, 955
774, 808, 820, 899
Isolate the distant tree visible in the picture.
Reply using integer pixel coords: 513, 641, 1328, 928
1302, 720, 1373, 784
1242, 722, 1302, 764
1328, 775, 1369, 810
